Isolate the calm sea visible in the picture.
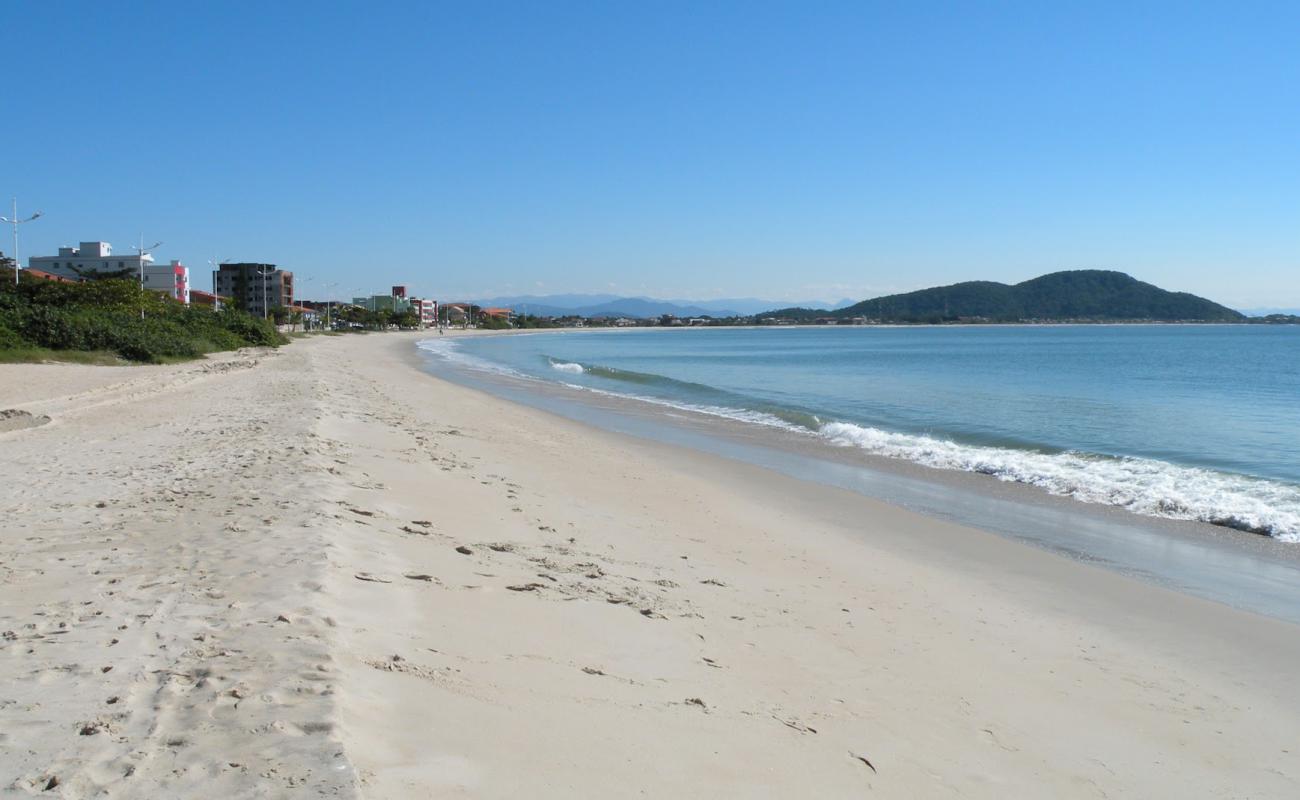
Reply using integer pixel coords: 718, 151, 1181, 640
420, 326, 1300, 542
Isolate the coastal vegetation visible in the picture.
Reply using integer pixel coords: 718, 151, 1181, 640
0, 275, 285, 363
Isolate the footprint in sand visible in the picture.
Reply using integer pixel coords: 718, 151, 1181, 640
0, 409, 52, 434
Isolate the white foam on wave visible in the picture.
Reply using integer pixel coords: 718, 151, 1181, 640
550, 361, 585, 374
570, 382, 810, 434
818, 421, 1300, 541
417, 338, 531, 379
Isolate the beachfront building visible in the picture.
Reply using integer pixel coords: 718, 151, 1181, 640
351, 292, 412, 314
444, 303, 470, 326
29, 241, 147, 281
143, 260, 190, 304
350, 286, 440, 323
21, 268, 78, 284
480, 307, 513, 324
27, 242, 192, 304
286, 304, 320, 330
190, 289, 228, 309
410, 297, 438, 327
214, 263, 294, 318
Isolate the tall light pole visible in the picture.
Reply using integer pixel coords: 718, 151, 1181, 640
1, 198, 43, 285
134, 236, 163, 288
207, 257, 231, 310
134, 237, 163, 319
255, 265, 275, 319
297, 276, 314, 331
325, 281, 339, 330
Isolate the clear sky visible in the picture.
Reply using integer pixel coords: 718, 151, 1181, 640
4, 1, 1297, 308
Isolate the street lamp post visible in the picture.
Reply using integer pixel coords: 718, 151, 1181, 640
134, 236, 163, 290
1, 198, 42, 285
134, 237, 163, 319
297, 276, 314, 331
255, 266, 275, 320
208, 257, 231, 310
325, 281, 339, 330
208, 256, 233, 309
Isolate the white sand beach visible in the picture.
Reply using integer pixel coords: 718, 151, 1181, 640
2, 332, 1297, 798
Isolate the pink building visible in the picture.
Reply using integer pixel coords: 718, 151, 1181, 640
410, 297, 438, 327
144, 260, 190, 304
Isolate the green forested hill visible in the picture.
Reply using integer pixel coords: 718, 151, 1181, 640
771, 271, 1244, 322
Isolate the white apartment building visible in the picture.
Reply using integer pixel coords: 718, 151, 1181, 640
27, 241, 190, 304
29, 241, 148, 280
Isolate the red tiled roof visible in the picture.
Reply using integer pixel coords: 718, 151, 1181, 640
24, 268, 78, 284
189, 289, 231, 307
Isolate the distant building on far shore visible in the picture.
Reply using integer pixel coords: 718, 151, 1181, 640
214, 263, 293, 317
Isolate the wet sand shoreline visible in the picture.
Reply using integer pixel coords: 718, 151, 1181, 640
415, 331, 1300, 624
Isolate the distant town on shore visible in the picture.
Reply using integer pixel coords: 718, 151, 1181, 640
3, 237, 1296, 334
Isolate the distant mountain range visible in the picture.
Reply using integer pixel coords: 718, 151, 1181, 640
474, 273, 1253, 323
1240, 307, 1300, 317
767, 271, 1245, 323
471, 294, 854, 319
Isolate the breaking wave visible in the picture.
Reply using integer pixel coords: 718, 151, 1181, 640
416, 337, 530, 379
818, 421, 1300, 541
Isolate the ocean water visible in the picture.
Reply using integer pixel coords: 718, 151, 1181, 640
418, 326, 1300, 542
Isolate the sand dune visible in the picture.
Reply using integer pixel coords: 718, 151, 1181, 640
1, 333, 1297, 798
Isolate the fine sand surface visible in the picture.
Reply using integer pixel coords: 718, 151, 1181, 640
1, 332, 1297, 798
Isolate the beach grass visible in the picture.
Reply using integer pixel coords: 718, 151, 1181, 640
0, 347, 128, 366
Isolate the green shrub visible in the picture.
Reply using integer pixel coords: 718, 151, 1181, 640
0, 320, 29, 349
0, 276, 287, 363
212, 307, 281, 347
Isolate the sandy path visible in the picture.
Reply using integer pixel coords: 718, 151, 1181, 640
3, 332, 1298, 798
1, 347, 355, 797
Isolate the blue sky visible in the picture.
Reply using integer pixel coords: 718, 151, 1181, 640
4, 1, 1297, 307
